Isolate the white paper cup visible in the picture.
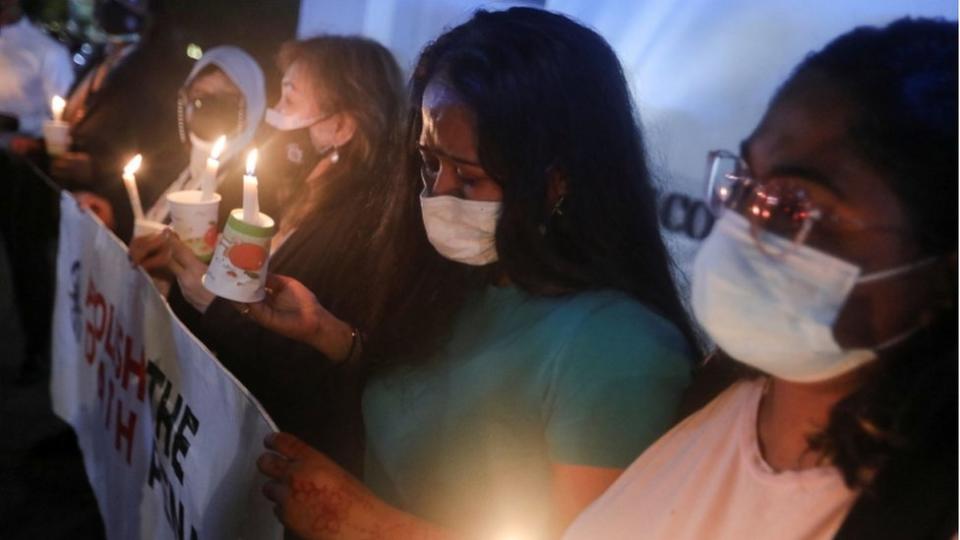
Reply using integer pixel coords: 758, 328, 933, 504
166, 190, 221, 263
133, 219, 167, 238
42, 120, 71, 156
202, 209, 276, 303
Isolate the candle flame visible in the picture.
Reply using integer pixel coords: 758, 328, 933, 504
51, 95, 66, 119
124, 154, 143, 176
211, 135, 227, 160
245, 149, 258, 176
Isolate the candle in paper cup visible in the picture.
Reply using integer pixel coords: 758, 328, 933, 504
201, 135, 226, 200
242, 149, 260, 224
166, 189, 221, 262
122, 154, 144, 221
202, 209, 276, 302
43, 95, 70, 156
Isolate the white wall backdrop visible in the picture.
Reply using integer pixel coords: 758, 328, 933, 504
297, 0, 957, 275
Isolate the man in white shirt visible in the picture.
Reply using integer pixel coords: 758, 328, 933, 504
0, 0, 74, 138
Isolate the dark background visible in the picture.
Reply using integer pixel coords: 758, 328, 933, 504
0, 1, 300, 538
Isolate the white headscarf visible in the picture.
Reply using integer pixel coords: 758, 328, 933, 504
146, 46, 266, 222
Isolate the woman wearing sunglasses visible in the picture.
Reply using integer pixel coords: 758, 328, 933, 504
243, 8, 697, 539
564, 18, 957, 540
77, 45, 264, 234
131, 37, 408, 477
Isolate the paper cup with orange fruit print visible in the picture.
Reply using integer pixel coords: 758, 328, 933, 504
166, 190, 222, 263
202, 209, 276, 302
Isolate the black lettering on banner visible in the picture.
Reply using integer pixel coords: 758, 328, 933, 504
145, 361, 202, 539
155, 381, 184, 462
148, 441, 199, 540
172, 406, 199, 484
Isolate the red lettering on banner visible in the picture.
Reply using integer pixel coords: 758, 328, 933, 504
122, 336, 147, 402
84, 278, 106, 364
114, 400, 138, 465
104, 378, 115, 428
103, 303, 120, 378
97, 360, 105, 400
80, 275, 154, 468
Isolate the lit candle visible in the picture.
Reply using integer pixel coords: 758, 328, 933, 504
242, 149, 259, 224
201, 135, 226, 200
51, 95, 66, 122
123, 154, 144, 221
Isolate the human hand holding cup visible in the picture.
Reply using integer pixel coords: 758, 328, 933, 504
42, 119, 71, 156
239, 274, 357, 361
202, 209, 276, 303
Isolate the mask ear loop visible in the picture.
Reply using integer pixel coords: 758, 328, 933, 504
857, 257, 940, 284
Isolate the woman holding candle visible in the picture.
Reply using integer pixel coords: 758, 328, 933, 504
244, 9, 698, 539
54, 2, 191, 239
82, 45, 266, 235
139, 36, 408, 477
142, 45, 266, 222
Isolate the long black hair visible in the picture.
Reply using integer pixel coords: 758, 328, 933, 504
371, 7, 699, 363
792, 18, 958, 539
684, 18, 957, 539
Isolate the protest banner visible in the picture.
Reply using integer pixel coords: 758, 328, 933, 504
51, 192, 282, 540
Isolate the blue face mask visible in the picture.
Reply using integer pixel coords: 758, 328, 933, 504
692, 213, 935, 383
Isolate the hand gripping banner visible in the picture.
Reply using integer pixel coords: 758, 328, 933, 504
51, 192, 282, 540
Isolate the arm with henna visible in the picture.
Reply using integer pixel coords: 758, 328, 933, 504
258, 432, 455, 540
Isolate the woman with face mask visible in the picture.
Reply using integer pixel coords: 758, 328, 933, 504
242, 8, 698, 539
564, 18, 957, 540
85, 46, 261, 255
137, 36, 406, 477
140, 45, 265, 223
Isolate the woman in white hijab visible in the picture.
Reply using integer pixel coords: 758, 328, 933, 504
79, 45, 264, 232
144, 45, 265, 222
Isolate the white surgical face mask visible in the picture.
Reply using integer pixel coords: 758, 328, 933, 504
420, 190, 501, 266
264, 107, 320, 131
692, 212, 933, 383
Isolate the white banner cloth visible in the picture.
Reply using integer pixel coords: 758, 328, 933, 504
51, 192, 282, 540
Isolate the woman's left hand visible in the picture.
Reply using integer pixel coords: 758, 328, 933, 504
258, 433, 450, 540
129, 230, 215, 312
165, 233, 216, 313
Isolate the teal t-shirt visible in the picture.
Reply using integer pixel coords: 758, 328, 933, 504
363, 286, 692, 536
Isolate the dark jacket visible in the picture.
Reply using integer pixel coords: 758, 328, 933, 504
65, 34, 192, 242
169, 172, 384, 476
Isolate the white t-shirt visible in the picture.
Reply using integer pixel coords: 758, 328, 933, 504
564, 378, 857, 540
0, 17, 73, 136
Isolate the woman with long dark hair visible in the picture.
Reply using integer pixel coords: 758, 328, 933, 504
134, 36, 407, 476
565, 17, 957, 540
245, 8, 697, 539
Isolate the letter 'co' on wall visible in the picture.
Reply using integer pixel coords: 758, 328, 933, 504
659, 192, 715, 240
